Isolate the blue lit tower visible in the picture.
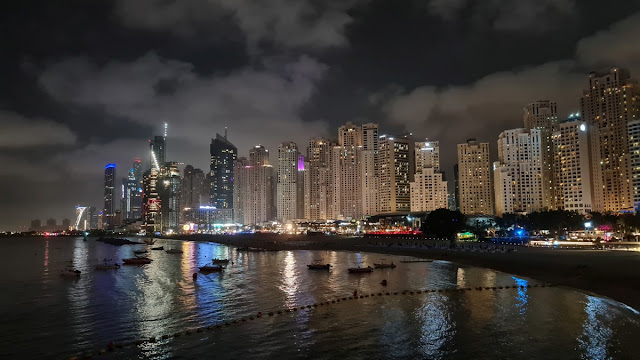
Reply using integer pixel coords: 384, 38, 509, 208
209, 130, 237, 209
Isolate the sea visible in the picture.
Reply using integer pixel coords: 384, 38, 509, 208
1, 236, 638, 359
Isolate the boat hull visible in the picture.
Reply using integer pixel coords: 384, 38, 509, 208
199, 266, 223, 272
348, 267, 373, 273
123, 258, 152, 265
307, 264, 331, 270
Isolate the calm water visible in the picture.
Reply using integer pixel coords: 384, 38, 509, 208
1, 237, 638, 359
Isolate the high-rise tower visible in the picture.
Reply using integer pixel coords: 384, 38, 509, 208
103, 163, 116, 228
209, 132, 237, 209
457, 139, 493, 215
581, 67, 640, 212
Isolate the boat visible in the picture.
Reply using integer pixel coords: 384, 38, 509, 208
399, 259, 433, 263
96, 237, 142, 246
199, 265, 224, 272
348, 266, 373, 273
307, 260, 331, 270
144, 238, 156, 245
95, 263, 120, 270
165, 249, 183, 254
212, 258, 230, 264
151, 246, 164, 250
122, 257, 152, 265
61, 269, 81, 277
237, 247, 263, 252
133, 250, 148, 255
373, 260, 397, 269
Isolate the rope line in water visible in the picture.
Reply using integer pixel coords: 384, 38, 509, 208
67, 283, 554, 359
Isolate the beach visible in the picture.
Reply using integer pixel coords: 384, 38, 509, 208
170, 234, 640, 311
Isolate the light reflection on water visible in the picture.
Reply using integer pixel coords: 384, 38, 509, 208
0, 237, 639, 360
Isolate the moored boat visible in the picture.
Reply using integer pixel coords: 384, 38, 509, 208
133, 250, 148, 255
348, 266, 373, 273
307, 259, 331, 270
61, 269, 81, 277
165, 249, 183, 254
212, 258, 230, 264
199, 265, 224, 272
95, 263, 120, 270
151, 246, 164, 250
373, 260, 396, 269
122, 257, 152, 265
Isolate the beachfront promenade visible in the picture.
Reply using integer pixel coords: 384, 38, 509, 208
170, 234, 640, 311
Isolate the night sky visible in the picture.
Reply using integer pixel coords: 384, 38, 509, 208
2, 0, 640, 230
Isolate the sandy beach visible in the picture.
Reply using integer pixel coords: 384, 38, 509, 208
169, 234, 640, 311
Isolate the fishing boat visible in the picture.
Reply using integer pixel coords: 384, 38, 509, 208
151, 246, 164, 250
307, 260, 331, 270
122, 257, 152, 265
133, 250, 148, 255
199, 265, 224, 272
212, 258, 230, 264
399, 259, 433, 263
61, 269, 81, 277
373, 260, 396, 269
165, 249, 183, 254
95, 263, 120, 270
348, 266, 373, 273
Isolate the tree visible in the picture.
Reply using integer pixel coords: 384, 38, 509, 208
421, 209, 466, 247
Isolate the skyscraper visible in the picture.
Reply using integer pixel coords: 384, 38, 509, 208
104, 163, 116, 228
277, 141, 299, 222
411, 140, 447, 212
457, 139, 493, 215
158, 162, 181, 230
494, 129, 544, 215
307, 138, 333, 221
150, 135, 166, 168
379, 135, 411, 213
142, 167, 160, 231
415, 140, 440, 172
629, 120, 640, 212
361, 123, 379, 216
581, 67, 640, 212
181, 165, 207, 210
552, 117, 594, 214
210, 132, 237, 210
296, 154, 308, 219
233, 157, 252, 224
524, 100, 559, 209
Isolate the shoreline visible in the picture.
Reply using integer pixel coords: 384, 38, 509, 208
168, 234, 640, 311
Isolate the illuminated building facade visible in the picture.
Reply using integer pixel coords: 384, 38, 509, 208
411, 140, 447, 212
379, 134, 411, 213
277, 141, 299, 222
103, 163, 116, 229
361, 123, 379, 216
210, 132, 237, 209
158, 162, 181, 231
307, 138, 333, 221
457, 139, 493, 215
628, 120, 640, 212
581, 67, 640, 212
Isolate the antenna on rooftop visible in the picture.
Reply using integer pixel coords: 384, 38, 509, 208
164, 122, 168, 139
224, 126, 228, 139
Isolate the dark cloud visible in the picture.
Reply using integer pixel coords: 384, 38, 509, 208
0, 111, 77, 148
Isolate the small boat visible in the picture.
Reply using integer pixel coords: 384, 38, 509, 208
61, 269, 81, 277
165, 249, 183, 254
151, 246, 164, 251
95, 263, 120, 270
123, 257, 152, 265
199, 265, 224, 272
399, 259, 433, 263
373, 260, 396, 269
133, 250, 148, 255
348, 266, 373, 273
212, 258, 230, 264
307, 260, 331, 270
144, 238, 156, 245
237, 247, 263, 252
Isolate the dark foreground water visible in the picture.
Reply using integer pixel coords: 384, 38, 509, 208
1, 237, 638, 359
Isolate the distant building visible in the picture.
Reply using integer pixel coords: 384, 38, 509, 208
581, 67, 640, 212
88, 207, 98, 230
307, 138, 334, 221
181, 165, 208, 220
379, 134, 412, 213
524, 100, 559, 209
457, 139, 493, 216
552, 117, 594, 214
30, 219, 41, 231
277, 141, 299, 222
494, 129, 544, 215
453, 163, 460, 210
630, 120, 640, 212
104, 163, 116, 228
46, 218, 56, 227
415, 140, 440, 172
150, 135, 166, 167
361, 123, 379, 217
410, 167, 447, 212
143, 167, 161, 232
209, 132, 237, 209
158, 162, 181, 231
296, 154, 308, 220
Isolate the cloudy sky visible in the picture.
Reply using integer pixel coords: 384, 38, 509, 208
2, 0, 640, 230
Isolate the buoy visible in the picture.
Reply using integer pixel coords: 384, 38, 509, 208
380, 279, 388, 286
193, 273, 197, 281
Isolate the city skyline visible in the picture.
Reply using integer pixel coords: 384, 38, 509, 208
3, 1, 640, 230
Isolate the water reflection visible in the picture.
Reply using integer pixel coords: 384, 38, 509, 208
578, 296, 613, 359
280, 251, 299, 307
512, 276, 529, 315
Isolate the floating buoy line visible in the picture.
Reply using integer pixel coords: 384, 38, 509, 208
68, 283, 554, 359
